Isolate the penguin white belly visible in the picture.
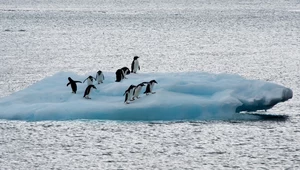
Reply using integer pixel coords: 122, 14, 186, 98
96, 74, 104, 83
124, 69, 129, 75
133, 60, 139, 72
86, 79, 93, 85
121, 70, 126, 79
134, 87, 142, 98
150, 84, 154, 92
125, 90, 133, 103
129, 89, 134, 100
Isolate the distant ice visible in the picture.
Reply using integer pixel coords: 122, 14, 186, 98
0, 72, 293, 121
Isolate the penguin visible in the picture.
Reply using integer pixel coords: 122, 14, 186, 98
83, 85, 97, 99
95, 70, 105, 84
83, 75, 96, 86
121, 69, 127, 79
115, 69, 126, 82
144, 80, 158, 95
123, 85, 136, 104
115, 69, 123, 82
133, 82, 146, 100
121, 67, 131, 75
131, 56, 140, 73
66, 77, 82, 94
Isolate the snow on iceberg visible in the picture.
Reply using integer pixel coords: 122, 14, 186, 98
0, 72, 293, 121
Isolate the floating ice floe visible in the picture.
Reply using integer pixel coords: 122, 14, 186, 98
0, 72, 293, 121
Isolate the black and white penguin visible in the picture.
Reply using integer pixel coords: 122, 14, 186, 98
131, 56, 140, 73
95, 70, 105, 84
83, 85, 97, 99
144, 80, 158, 95
66, 77, 82, 94
133, 82, 146, 99
83, 75, 96, 86
121, 67, 131, 75
115, 69, 126, 82
121, 69, 127, 79
123, 85, 136, 104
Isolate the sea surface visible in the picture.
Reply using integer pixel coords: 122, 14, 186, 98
0, 0, 300, 169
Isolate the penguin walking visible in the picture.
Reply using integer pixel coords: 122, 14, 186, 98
131, 56, 140, 73
95, 70, 105, 84
133, 82, 146, 100
144, 80, 158, 95
83, 85, 97, 99
121, 67, 131, 75
66, 77, 82, 94
123, 85, 136, 104
115, 69, 126, 82
83, 75, 96, 86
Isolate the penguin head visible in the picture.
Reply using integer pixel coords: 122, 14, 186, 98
97, 70, 102, 74
150, 80, 158, 84
68, 77, 72, 81
138, 83, 146, 86
133, 56, 139, 60
88, 75, 93, 80
129, 85, 136, 89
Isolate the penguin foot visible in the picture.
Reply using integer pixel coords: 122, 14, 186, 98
151, 92, 156, 94
125, 102, 130, 104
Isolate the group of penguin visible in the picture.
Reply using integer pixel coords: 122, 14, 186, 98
66, 56, 158, 104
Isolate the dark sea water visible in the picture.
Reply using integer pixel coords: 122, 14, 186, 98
0, 0, 299, 169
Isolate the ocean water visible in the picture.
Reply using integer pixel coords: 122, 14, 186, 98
0, 0, 300, 169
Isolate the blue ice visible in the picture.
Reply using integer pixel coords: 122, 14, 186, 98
0, 72, 293, 121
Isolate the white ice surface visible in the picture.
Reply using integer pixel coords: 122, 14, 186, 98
0, 71, 292, 121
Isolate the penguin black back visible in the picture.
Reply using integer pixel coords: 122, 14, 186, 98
66, 77, 82, 94
115, 69, 123, 82
83, 85, 97, 98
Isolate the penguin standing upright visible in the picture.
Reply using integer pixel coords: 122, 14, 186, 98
144, 80, 158, 95
95, 70, 105, 84
66, 77, 82, 94
131, 56, 140, 73
83, 85, 97, 99
133, 82, 146, 100
83, 75, 96, 86
123, 85, 136, 104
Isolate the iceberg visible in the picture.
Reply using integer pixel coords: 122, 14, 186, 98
0, 72, 293, 121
